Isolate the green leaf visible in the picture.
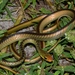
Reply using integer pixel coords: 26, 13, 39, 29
41, 61, 46, 68
24, 0, 36, 9
0, 30, 7, 37
32, 0, 36, 8
53, 51, 59, 67
37, 69, 45, 75
7, 71, 13, 75
24, 0, 32, 9
70, 49, 75, 59
31, 53, 39, 59
60, 16, 71, 27
73, 42, 75, 47
54, 44, 64, 56
74, 0, 75, 4
65, 30, 75, 42
46, 72, 53, 75
62, 52, 72, 58
0, 53, 12, 60
68, 2, 74, 9
5, 6, 15, 22
0, 30, 7, 34
54, 65, 75, 72
39, 8, 51, 14
46, 40, 57, 47
54, 71, 61, 75
55, 0, 66, 4
0, 0, 8, 12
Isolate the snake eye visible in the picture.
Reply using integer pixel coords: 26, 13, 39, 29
44, 57, 48, 61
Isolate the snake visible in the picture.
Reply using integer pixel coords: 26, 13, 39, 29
0, 9, 75, 73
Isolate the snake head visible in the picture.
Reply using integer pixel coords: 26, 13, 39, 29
44, 53, 53, 62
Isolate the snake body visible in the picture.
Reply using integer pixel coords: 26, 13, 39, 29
0, 9, 75, 67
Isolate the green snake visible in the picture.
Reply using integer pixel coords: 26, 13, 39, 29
0, 9, 75, 73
